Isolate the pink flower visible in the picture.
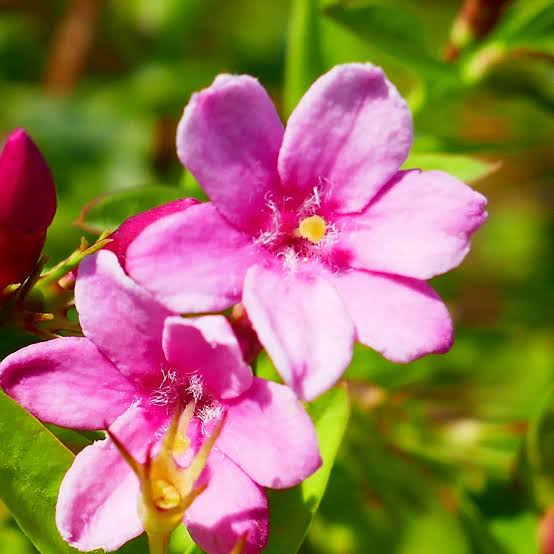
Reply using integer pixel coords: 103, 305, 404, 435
0, 250, 321, 554
126, 63, 488, 400
0, 129, 56, 291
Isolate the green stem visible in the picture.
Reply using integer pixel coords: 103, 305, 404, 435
147, 532, 169, 554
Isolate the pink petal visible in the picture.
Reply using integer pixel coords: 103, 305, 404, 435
338, 170, 488, 279
127, 202, 262, 313
0, 337, 137, 430
334, 269, 453, 363
185, 449, 268, 554
218, 377, 321, 488
243, 263, 355, 400
76, 250, 171, 386
162, 315, 253, 400
56, 405, 167, 552
279, 63, 412, 213
106, 198, 199, 267
177, 74, 284, 233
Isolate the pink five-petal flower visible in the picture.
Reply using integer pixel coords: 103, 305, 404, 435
0, 250, 321, 554
126, 63, 488, 401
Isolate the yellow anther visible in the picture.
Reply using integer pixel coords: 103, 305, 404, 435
152, 479, 181, 510
297, 215, 327, 244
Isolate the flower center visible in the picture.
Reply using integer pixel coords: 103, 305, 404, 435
151, 479, 181, 510
296, 215, 327, 244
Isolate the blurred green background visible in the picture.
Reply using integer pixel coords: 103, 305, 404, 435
0, 0, 553, 552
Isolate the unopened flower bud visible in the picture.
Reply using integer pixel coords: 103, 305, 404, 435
0, 129, 56, 291
100, 198, 198, 268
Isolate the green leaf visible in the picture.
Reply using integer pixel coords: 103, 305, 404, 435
284, 0, 324, 117
324, 1, 429, 66
403, 152, 499, 182
487, 0, 554, 54
0, 390, 77, 554
75, 185, 184, 235
264, 386, 351, 553
463, 0, 554, 82
323, 1, 458, 95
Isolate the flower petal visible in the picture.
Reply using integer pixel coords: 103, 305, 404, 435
76, 250, 171, 386
218, 377, 321, 488
185, 449, 268, 554
278, 63, 412, 213
106, 198, 198, 268
162, 315, 253, 400
338, 170, 488, 279
177, 74, 284, 233
56, 405, 167, 552
243, 263, 355, 400
0, 336, 137, 430
127, 202, 262, 313
334, 269, 453, 363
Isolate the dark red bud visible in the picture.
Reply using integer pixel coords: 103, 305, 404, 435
0, 129, 56, 290
0, 228, 45, 291
105, 198, 199, 268
0, 129, 56, 233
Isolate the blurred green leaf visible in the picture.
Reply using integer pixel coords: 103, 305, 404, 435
265, 386, 350, 553
404, 152, 499, 182
179, 171, 208, 201
464, 0, 554, 82
284, 0, 324, 116
324, 1, 429, 67
486, 0, 554, 55
324, 0, 459, 103
0, 390, 77, 554
75, 186, 184, 234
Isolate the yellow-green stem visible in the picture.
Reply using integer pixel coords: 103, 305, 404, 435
147, 531, 169, 554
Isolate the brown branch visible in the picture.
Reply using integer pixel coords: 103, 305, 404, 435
43, 0, 105, 95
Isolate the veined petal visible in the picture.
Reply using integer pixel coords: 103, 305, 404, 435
338, 170, 488, 279
243, 263, 355, 401
279, 63, 412, 214
218, 378, 321, 488
0, 337, 136, 430
162, 315, 253, 400
177, 74, 284, 234
56, 405, 167, 552
76, 250, 171, 386
127, 203, 262, 314
185, 449, 268, 554
334, 269, 453, 363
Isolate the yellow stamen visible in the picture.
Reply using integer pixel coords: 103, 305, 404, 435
108, 403, 226, 554
297, 215, 327, 244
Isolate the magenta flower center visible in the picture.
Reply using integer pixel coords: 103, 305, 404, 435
255, 187, 342, 270
150, 369, 223, 433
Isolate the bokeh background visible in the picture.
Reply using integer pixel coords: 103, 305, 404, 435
0, 0, 553, 552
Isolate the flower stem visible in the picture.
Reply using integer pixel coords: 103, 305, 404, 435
147, 532, 169, 554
